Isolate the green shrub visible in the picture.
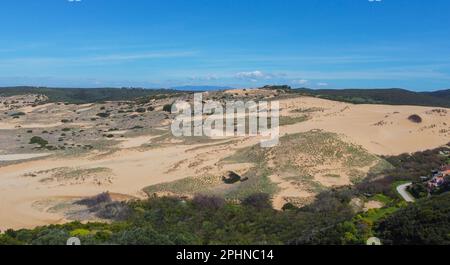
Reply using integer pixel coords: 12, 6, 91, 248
96, 112, 110, 118
136, 108, 146, 113
29, 136, 48, 147
162, 104, 172, 113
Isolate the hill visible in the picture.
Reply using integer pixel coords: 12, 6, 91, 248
171, 85, 233, 91
424, 89, 450, 101
1, 86, 449, 107
0, 86, 185, 104
292, 88, 450, 108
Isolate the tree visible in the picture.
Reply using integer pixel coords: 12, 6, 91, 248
163, 104, 172, 113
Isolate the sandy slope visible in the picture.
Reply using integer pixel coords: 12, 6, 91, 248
0, 94, 449, 230
279, 96, 449, 155
0, 136, 260, 230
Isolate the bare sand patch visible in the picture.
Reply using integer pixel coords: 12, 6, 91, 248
0, 121, 64, 129
270, 174, 315, 210
117, 135, 160, 148
0, 153, 51, 161
363, 200, 384, 212
279, 96, 450, 155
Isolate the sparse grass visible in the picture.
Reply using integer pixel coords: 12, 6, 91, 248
290, 107, 324, 113
325, 174, 341, 178
279, 115, 309, 126
357, 206, 400, 223
348, 169, 366, 184
144, 175, 223, 196
372, 194, 393, 205
39, 167, 113, 183
223, 167, 279, 200
368, 159, 394, 175
220, 131, 383, 199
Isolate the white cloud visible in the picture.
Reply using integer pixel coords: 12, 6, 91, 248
235, 70, 266, 79
292, 79, 309, 85
235, 70, 279, 81
317, 82, 329, 87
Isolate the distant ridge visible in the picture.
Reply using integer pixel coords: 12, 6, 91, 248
423, 89, 450, 101
0, 86, 185, 104
170, 85, 233, 91
292, 88, 450, 108
0, 86, 449, 108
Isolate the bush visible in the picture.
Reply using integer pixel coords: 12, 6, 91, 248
94, 202, 132, 221
408, 114, 422, 123
10, 112, 25, 117
222, 171, 241, 184
162, 104, 172, 113
31, 229, 70, 245
192, 195, 225, 210
96, 112, 110, 118
282, 203, 297, 211
242, 193, 272, 209
29, 136, 48, 147
113, 227, 172, 245
136, 108, 146, 113
76, 192, 112, 207
407, 183, 428, 198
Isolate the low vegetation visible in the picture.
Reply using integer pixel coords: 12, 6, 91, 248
0, 192, 356, 245
408, 114, 423, 123
0, 87, 185, 104
356, 144, 450, 197
293, 88, 450, 108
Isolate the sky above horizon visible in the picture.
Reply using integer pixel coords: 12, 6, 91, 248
0, 0, 450, 91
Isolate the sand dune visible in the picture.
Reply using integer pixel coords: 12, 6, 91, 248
0, 94, 449, 230
279, 97, 449, 155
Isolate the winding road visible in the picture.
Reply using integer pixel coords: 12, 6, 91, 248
396, 182, 416, 202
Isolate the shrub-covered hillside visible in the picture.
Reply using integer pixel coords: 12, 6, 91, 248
0, 87, 185, 104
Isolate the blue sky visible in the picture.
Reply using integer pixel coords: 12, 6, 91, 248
0, 0, 450, 91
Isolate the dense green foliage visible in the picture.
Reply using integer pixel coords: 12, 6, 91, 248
162, 104, 172, 112
0, 193, 356, 245
0, 86, 185, 104
1, 188, 448, 245
376, 193, 450, 245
